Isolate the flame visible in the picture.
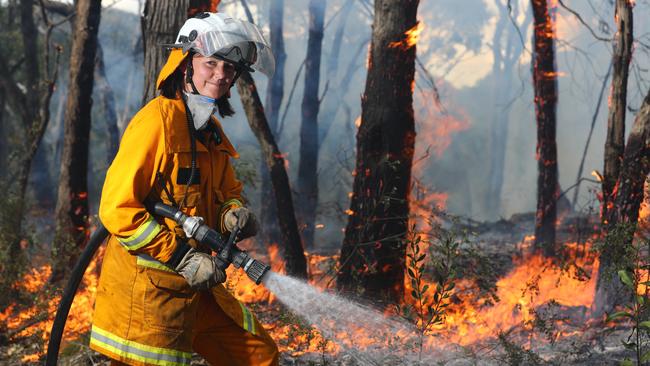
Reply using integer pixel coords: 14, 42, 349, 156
635, 181, 650, 295
541, 71, 566, 79
11, 187, 650, 360
413, 88, 469, 159
404, 242, 599, 346
224, 243, 287, 305
591, 170, 604, 183
268, 244, 286, 274
0, 246, 104, 362
388, 21, 423, 50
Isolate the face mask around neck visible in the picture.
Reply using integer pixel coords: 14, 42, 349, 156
183, 92, 217, 130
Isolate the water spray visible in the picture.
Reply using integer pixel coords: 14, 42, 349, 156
261, 272, 429, 364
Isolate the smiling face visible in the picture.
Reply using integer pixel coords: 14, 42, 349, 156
186, 54, 237, 99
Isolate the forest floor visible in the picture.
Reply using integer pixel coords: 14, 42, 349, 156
0, 209, 644, 365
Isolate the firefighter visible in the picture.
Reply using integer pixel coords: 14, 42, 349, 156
89, 12, 278, 366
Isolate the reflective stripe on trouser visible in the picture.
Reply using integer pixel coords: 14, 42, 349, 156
117, 216, 162, 250
90, 325, 192, 366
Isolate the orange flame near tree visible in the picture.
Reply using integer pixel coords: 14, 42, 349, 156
388, 21, 423, 50
421, 242, 599, 346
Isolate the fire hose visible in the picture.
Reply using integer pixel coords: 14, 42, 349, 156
46, 201, 270, 365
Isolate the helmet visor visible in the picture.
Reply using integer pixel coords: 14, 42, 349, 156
186, 20, 275, 78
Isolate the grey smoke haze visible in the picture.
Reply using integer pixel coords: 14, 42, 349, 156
45, 0, 650, 248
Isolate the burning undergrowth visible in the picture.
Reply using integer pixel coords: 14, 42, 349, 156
235, 218, 627, 365
0, 246, 104, 364
0, 214, 643, 365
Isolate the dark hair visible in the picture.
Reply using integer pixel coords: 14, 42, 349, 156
159, 65, 235, 118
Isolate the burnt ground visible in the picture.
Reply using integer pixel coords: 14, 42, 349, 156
1, 210, 646, 365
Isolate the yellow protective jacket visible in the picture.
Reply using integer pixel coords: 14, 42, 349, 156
90, 95, 263, 365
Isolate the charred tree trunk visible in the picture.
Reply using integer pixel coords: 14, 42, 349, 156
260, 0, 286, 247
602, 0, 634, 226
297, 0, 326, 250
337, 0, 418, 305
608, 92, 650, 240
595, 88, 650, 316
0, 88, 6, 183
11, 0, 37, 212
531, 0, 559, 257
51, 0, 101, 283
237, 72, 307, 278
0, 0, 57, 281
141, 0, 190, 105
94, 44, 120, 163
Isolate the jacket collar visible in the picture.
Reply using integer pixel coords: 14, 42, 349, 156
164, 97, 239, 158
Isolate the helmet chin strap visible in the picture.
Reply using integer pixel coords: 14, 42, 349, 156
185, 53, 201, 95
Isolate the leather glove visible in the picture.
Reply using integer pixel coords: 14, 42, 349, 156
167, 241, 226, 290
224, 207, 258, 240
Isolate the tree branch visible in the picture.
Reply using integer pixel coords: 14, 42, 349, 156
40, 0, 73, 16
557, 0, 611, 42
506, 0, 531, 56
415, 56, 446, 114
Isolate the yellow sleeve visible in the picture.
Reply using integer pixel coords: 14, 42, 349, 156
99, 106, 178, 263
217, 157, 244, 233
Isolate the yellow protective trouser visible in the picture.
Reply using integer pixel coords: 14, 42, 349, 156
108, 291, 278, 366
91, 237, 277, 366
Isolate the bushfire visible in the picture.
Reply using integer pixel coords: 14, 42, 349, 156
2, 186, 647, 362
0, 231, 626, 362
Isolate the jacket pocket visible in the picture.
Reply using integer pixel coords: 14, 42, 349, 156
173, 189, 201, 210
143, 270, 198, 333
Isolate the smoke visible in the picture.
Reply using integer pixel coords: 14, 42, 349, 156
85, 0, 650, 233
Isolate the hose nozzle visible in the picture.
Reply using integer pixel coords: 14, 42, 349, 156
231, 251, 270, 284
244, 259, 270, 284
147, 201, 271, 284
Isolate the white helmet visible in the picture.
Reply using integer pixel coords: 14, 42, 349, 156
173, 12, 274, 77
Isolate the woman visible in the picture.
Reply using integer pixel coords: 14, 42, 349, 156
89, 12, 278, 366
